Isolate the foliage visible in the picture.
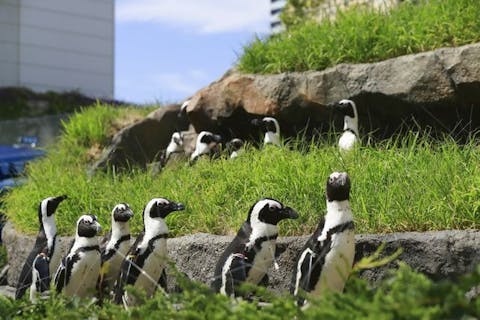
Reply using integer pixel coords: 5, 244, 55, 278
0, 264, 478, 319
238, 0, 480, 74
1, 104, 480, 237
280, 0, 328, 28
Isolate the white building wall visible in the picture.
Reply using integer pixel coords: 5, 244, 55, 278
0, 1, 20, 86
0, 0, 114, 98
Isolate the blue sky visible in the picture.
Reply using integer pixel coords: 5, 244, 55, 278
115, 0, 271, 104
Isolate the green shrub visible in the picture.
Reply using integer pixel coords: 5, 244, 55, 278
238, 0, 480, 74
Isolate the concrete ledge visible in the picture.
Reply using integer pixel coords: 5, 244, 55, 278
2, 222, 479, 292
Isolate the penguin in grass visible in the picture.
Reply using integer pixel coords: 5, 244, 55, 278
226, 138, 244, 159
15, 195, 67, 300
251, 117, 281, 147
190, 131, 222, 163
114, 198, 185, 306
29, 250, 50, 302
98, 203, 134, 297
336, 99, 359, 152
54, 214, 102, 298
161, 131, 185, 166
291, 172, 355, 306
211, 198, 299, 297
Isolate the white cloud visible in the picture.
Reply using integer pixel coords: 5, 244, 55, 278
116, 0, 270, 34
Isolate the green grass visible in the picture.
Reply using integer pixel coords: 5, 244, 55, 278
1, 264, 478, 319
238, 0, 480, 74
1, 104, 480, 237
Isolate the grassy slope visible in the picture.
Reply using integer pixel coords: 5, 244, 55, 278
238, 0, 480, 74
2, 104, 480, 237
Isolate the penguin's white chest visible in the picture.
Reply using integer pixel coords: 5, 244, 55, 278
105, 240, 131, 284
134, 238, 168, 296
339, 131, 357, 151
264, 132, 280, 146
49, 237, 62, 279
246, 240, 276, 284
64, 250, 101, 297
313, 229, 355, 296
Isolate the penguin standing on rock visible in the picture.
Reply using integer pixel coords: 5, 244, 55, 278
291, 172, 355, 306
336, 99, 359, 152
251, 117, 281, 147
15, 195, 68, 300
190, 131, 222, 163
54, 214, 102, 298
98, 203, 134, 295
114, 198, 185, 306
211, 198, 299, 297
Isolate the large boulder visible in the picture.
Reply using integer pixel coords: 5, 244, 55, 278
2, 222, 479, 293
186, 43, 480, 141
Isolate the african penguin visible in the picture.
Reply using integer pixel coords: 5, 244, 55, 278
179, 99, 190, 117
190, 131, 222, 162
226, 138, 244, 159
337, 99, 359, 151
114, 198, 185, 306
15, 195, 67, 300
98, 203, 134, 295
29, 251, 50, 302
211, 198, 299, 297
164, 132, 184, 164
291, 172, 355, 306
54, 214, 102, 298
251, 117, 281, 147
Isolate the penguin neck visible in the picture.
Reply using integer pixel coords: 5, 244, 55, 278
111, 221, 130, 241
166, 141, 183, 157
264, 131, 280, 146
343, 116, 358, 137
325, 200, 353, 227
144, 216, 168, 240
192, 142, 209, 160
249, 220, 278, 242
72, 235, 98, 252
41, 215, 57, 251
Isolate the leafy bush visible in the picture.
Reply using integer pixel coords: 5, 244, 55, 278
238, 0, 480, 74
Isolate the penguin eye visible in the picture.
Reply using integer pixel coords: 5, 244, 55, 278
268, 205, 276, 212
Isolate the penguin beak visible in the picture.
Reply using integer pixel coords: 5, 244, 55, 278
212, 134, 222, 144
94, 221, 102, 233
281, 206, 299, 220
171, 202, 185, 212
53, 195, 68, 203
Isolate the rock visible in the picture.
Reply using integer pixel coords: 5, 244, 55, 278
3, 222, 479, 293
91, 104, 190, 172
186, 42, 480, 141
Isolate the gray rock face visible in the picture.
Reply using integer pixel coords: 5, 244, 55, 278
186, 43, 480, 141
3, 222, 479, 293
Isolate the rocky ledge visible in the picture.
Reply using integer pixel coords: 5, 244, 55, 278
2, 222, 479, 293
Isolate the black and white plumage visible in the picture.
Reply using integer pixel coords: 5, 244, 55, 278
179, 99, 190, 117
337, 99, 359, 151
98, 203, 134, 294
226, 138, 244, 159
291, 172, 355, 306
163, 131, 185, 165
15, 195, 67, 300
114, 198, 185, 305
211, 198, 299, 297
29, 251, 50, 302
251, 117, 281, 147
190, 131, 222, 162
54, 214, 102, 297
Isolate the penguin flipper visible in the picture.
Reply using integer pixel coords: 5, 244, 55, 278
53, 255, 70, 293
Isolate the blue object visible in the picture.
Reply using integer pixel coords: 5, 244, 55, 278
0, 144, 45, 186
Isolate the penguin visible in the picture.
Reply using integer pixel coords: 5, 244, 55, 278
15, 195, 67, 300
226, 138, 244, 159
290, 172, 355, 306
211, 198, 299, 297
54, 214, 102, 298
114, 197, 185, 306
178, 99, 190, 117
163, 131, 185, 165
190, 131, 222, 162
337, 99, 359, 151
29, 251, 50, 302
98, 203, 134, 296
251, 117, 281, 147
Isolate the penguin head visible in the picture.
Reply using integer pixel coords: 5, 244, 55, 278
336, 99, 357, 118
112, 203, 134, 222
171, 132, 184, 147
326, 172, 351, 202
178, 99, 190, 118
247, 198, 299, 226
251, 117, 280, 134
38, 195, 67, 223
191, 131, 222, 160
227, 138, 244, 152
144, 197, 185, 220
76, 214, 101, 238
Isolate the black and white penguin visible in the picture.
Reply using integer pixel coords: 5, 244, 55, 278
29, 251, 50, 302
290, 172, 355, 306
211, 198, 299, 297
337, 99, 359, 151
15, 195, 67, 300
98, 203, 134, 295
226, 138, 244, 159
114, 197, 185, 306
164, 132, 185, 164
179, 99, 190, 117
251, 117, 281, 147
54, 214, 102, 298
190, 131, 222, 162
